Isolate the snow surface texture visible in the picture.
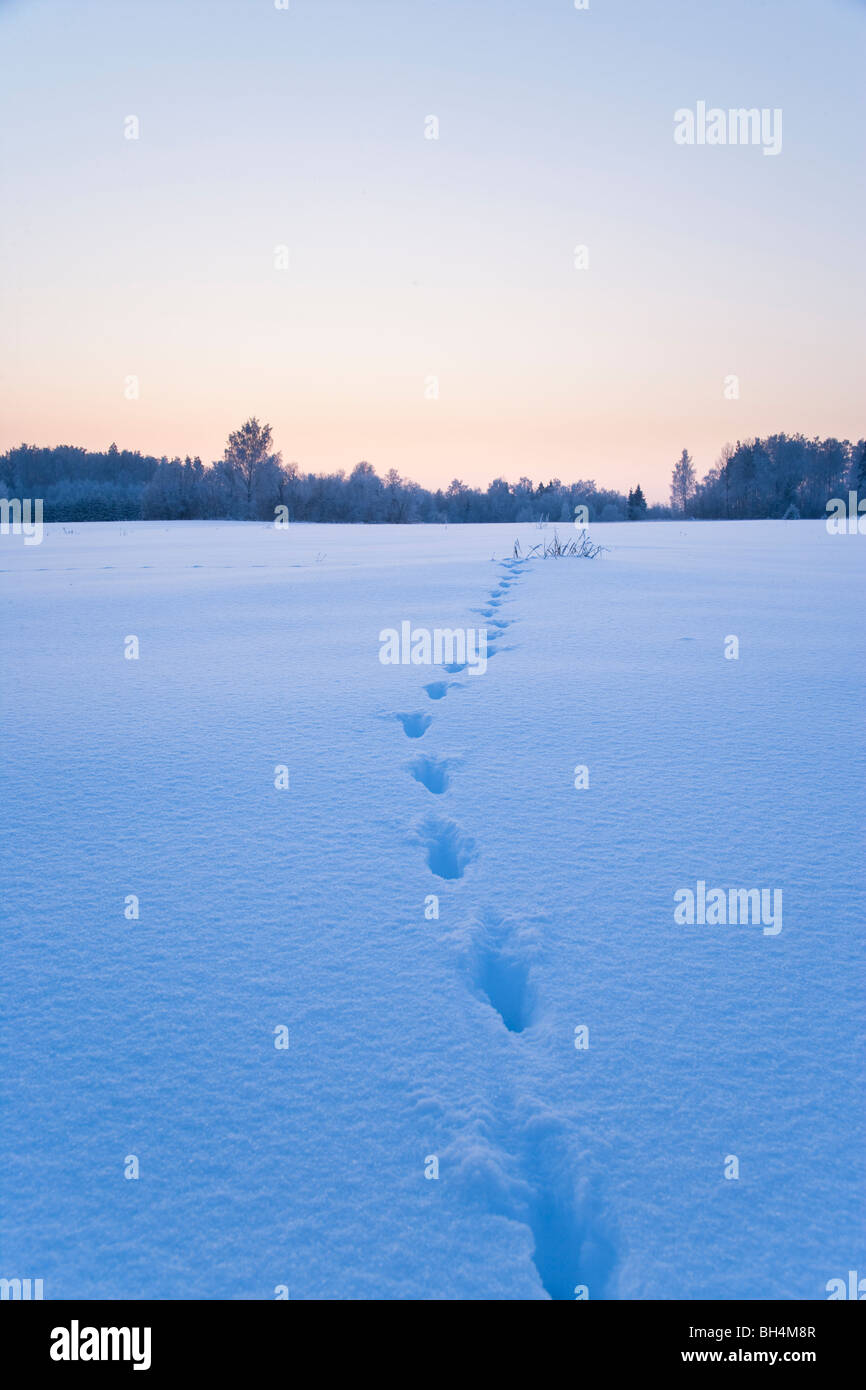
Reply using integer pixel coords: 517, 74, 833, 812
1, 520, 864, 1300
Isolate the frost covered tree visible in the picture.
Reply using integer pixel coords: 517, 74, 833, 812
219, 418, 282, 518
670, 449, 696, 514
5, 430, 859, 523
446, 478, 474, 521
345, 461, 384, 522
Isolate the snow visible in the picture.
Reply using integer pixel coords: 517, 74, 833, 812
1, 519, 864, 1300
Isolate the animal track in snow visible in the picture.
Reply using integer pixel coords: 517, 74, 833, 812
408, 753, 451, 795
474, 937, 535, 1033
423, 680, 455, 700
415, 814, 476, 879
391, 558, 620, 1299
458, 913, 539, 1034
519, 1123, 617, 1301
439, 1092, 618, 1299
395, 712, 433, 738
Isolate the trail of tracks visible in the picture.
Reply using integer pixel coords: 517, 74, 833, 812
388, 555, 617, 1299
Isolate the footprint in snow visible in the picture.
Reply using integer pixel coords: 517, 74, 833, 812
415, 814, 476, 879
423, 680, 457, 700
408, 754, 451, 795
517, 1120, 618, 1302
394, 712, 433, 738
474, 934, 535, 1034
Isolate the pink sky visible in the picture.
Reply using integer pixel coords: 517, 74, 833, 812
1, 0, 863, 503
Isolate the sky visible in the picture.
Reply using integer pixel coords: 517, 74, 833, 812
0, 0, 863, 501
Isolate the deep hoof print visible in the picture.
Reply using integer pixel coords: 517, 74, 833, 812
415, 814, 476, 879
408, 753, 451, 795
441, 661, 467, 674
521, 1133, 617, 1301
423, 680, 452, 700
395, 712, 433, 738
474, 939, 535, 1033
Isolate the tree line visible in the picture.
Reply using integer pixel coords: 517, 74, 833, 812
669, 438, 865, 519
2, 421, 863, 524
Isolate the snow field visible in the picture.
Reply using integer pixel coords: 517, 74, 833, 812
1, 520, 863, 1298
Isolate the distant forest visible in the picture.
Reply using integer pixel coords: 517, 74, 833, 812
2, 422, 864, 524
